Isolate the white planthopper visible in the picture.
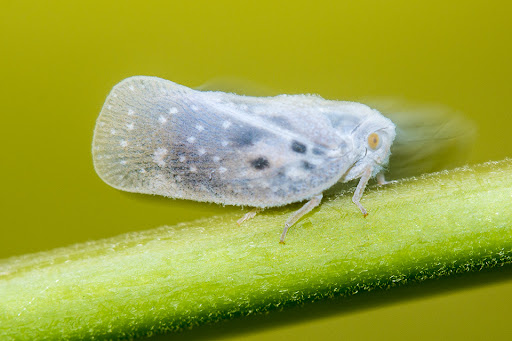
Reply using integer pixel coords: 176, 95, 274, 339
92, 76, 396, 243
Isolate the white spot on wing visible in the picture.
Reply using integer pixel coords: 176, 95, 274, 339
126, 123, 134, 130
218, 167, 227, 173
169, 107, 178, 114
221, 140, 229, 147
287, 167, 306, 180
179, 156, 186, 162
187, 136, 196, 143
191, 105, 198, 111
222, 121, 232, 129
158, 115, 167, 124
189, 166, 197, 172
140, 169, 146, 173
152, 148, 168, 167
128, 109, 134, 116
198, 148, 206, 155
129, 85, 135, 91
120, 140, 128, 147
213, 156, 220, 162
120, 160, 127, 165
110, 129, 116, 135
195, 124, 204, 132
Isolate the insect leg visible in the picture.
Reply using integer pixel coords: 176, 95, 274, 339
237, 208, 262, 225
280, 193, 323, 244
352, 167, 372, 217
376, 172, 397, 186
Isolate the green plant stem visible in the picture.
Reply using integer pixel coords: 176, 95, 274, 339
1, 159, 512, 340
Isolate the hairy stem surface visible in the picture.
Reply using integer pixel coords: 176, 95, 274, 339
1, 159, 511, 340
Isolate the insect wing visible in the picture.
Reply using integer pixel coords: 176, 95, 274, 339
92, 77, 355, 207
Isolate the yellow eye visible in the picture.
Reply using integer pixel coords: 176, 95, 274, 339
368, 132, 381, 150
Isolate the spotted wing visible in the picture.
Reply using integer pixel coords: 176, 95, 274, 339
92, 76, 355, 207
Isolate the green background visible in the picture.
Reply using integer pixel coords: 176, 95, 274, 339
1, 1, 511, 339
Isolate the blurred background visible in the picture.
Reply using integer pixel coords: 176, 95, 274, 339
1, 1, 511, 339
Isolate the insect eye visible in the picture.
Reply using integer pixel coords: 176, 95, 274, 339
367, 132, 381, 150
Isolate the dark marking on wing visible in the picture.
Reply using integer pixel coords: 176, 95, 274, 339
312, 148, 325, 155
291, 140, 307, 154
230, 126, 265, 147
302, 161, 315, 170
251, 157, 270, 170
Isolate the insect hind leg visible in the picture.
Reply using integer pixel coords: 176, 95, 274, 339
376, 172, 397, 186
280, 193, 323, 244
237, 208, 262, 225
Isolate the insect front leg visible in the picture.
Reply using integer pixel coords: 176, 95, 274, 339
352, 167, 373, 217
280, 193, 323, 244
237, 208, 262, 225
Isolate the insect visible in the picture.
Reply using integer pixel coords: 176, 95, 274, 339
92, 76, 396, 243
